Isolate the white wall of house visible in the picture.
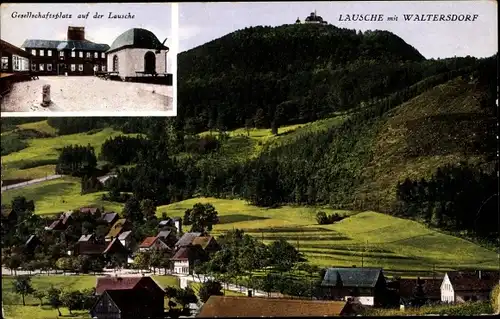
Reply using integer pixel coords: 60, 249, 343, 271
174, 260, 189, 275
107, 48, 169, 78
344, 296, 374, 306
441, 274, 455, 303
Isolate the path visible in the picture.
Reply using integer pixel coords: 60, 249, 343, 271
1, 174, 63, 192
174, 273, 268, 297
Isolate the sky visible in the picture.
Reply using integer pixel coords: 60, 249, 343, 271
0, 3, 175, 54
179, 1, 498, 59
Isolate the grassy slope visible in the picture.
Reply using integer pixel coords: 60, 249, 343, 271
358, 77, 494, 205
2, 275, 179, 319
157, 197, 498, 274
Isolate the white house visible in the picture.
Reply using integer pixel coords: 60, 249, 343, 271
106, 28, 169, 79
441, 271, 499, 303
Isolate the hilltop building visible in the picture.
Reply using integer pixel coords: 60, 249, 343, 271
21, 26, 109, 75
295, 10, 328, 25
106, 28, 169, 80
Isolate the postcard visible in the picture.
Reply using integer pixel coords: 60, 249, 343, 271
0, 2, 178, 117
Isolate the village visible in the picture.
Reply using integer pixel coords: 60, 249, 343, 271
1, 199, 499, 318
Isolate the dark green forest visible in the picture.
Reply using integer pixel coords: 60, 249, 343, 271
2, 25, 498, 244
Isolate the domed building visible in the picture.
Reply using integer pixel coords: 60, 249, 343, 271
300, 11, 328, 25
106, 28, 169, 79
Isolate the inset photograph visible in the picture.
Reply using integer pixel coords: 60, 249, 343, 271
0, 2, 177, 116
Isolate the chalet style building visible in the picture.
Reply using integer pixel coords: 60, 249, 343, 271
0, 39, 31, 73
21, 26, 109, 75
106, 28, 169, 80
441, 271, 500, 303
320, 267, 387, 306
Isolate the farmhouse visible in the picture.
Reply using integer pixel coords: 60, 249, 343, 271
138, 236, 171, 252
21, 26, 109, 75
320, 267, 387, 306
118, 230, 134, 249
157, 229, 177, 247
90, 288, 160, 319
106, 219, 131, 241
101, 212, 119, 225
175, 232, 202, 249
197, 296, 354, 317
191, 236, 220, 255
172, 244, 208, 275
106, 28, 169, 79
441, 271, 500, 303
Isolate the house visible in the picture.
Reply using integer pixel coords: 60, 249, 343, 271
101, 212, 119, 225
139, 236, 171, 252
441, 271, 500, 303
94, 275, 165, 317
295, 11, 328, 25
78, 234, 95, 243
191, 236, 220, 255
197, 296, 354, 317
320, 267, 387, 307
171, 244, 208, 275
103, 238, 129, 265
106, 28, 169, 79
106, 219, 131, 241
157, 230, 177, 247
90, 288, 162, 319
21, 26, 109, 75
174, 232, 202, 249
0, 39, 31, 73
118, 230, 133, 249
73, 242, 106, 256
395, 277, 441, 307
80, 207, 101, 215
158, 218, 174, 228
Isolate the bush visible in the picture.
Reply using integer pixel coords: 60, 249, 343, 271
316, 211, 345, 225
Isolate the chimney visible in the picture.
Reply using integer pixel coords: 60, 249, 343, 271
67, 26, 85, 41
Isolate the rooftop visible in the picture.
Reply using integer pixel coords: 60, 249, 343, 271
322, 267, 384, 288
21, 39, 109, 51
175, 232, 202, 247
197, 296, 350, 317
447, 271, 500, 292
107, 28, 169, 54
139, 236, 158, 248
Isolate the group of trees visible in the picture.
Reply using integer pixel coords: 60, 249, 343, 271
100, 135, 151, 165
315, 211, 345, 225
11, 275, 96, 315
183, 203, 220, 233
55, 144, 97, 176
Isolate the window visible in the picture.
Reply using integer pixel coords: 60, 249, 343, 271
31, 64, 37, 71
71, 51, 76, 57
112, 55, 118, 72
39, 49, 44, 56
101, 52, 105, 58
48, 50, 52, 57
31, 49, 37, 56
1, 57, 8, 70
71, 64, 75, 71
47, 64, 52, 71
78, 64, 83, 71
13, 56, 20, 71
94, 52, 98, 58
86, 52, 91, 58
59, 51, 64, 57
39, 64, 44, 71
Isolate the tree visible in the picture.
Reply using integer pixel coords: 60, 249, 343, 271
140, 199, 157, 221
55, 257, 73, 274
32, 290, 46, 306
61, 290, 84, 314
267, 238, 304, 273
199, 280, 224, 303
183, 203, 219, 233
5, 253, 22, 275
133, 251, 151, 272
13, 276, 35, 306
47, 286, 63, 316
122, 196, 143, 224
175, 287, 198, 310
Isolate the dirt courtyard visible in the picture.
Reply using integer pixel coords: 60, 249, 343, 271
1, 76, 173, 113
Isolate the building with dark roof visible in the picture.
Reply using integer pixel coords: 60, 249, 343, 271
21, 26, 109, 76
320, 267, 387, 306
106, 28, 169, 79
304, 11, 328, 24
175, 232, 202, 248
90, 288, 163, 319
197, 296, 354, 317
171, 244, 208, 275
106, 219, 131, 241
139, 236, 171, 252
95, 276, 165, 300
101, 212, 119, 225
441, 270, 500, 303
395, 277, 441, 304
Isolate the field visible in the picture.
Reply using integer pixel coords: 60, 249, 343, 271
1, 177, 123, 215
1, 274, 179, 319
157, 197, 499, 276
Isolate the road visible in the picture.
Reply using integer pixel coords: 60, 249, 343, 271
1, 175, 63, 193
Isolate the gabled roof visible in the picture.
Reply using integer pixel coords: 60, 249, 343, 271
157, 230, 172, 238
106, 219, 128, 238
158, 219, 173, 226
175, 232, 201, 247
100, 288, 156, 315
103, 238, 127, 254
447, 271, 500, 292
101, 212, 118, 224
322, 268, 384, 288
21, 39, 109, 51
171, 245, 206, 261
95, 276, 164, 295
118, 230, 132, 241
197, 296, 350, 317
397, 278, 441, 299
107, 28, 169, 54
78, 234, 94, 242
191, 236, 216, 250
80, 207, 100, 214
140, 236, 159, 248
